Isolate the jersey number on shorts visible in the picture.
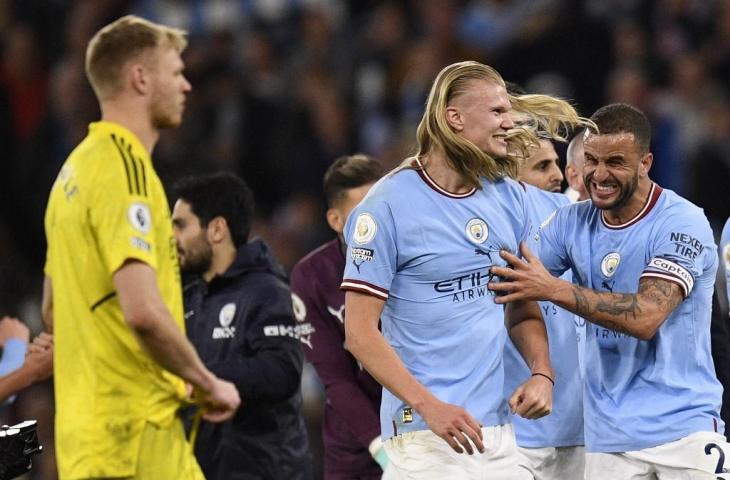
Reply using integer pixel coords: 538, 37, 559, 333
705, 442, 728, 476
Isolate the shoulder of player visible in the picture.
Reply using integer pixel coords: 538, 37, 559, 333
224, 268, 293, 310
535, 198, 588, 232
659, 188, 705, 215
653, 190, 710, 228
69, 135, 140, 187
642, 194, 715, 250
87, 128, 152, 193
365, 167, 418, 199
291, 240, 340, 285
521, 182, 571, 208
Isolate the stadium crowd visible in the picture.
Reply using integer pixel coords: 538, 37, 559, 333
1, 1, 730, 479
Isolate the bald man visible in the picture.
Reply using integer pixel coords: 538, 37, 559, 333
565, 131, 588, 202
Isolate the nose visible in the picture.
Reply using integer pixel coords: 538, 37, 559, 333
591, 162, 609, 181
501, 112, 514, 129
551, 163, 564, 183
182, 76, 192, 92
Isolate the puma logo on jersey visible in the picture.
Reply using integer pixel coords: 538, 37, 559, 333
327, 304, 345, 324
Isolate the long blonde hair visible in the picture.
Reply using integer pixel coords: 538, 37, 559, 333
412, 61, 593, 188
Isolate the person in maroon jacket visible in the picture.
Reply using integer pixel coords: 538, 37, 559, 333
290, 154, 389, 479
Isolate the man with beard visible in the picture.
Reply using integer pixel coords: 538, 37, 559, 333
503, 139, 585, 479
43, 16, 239, 480
172, 172, 311, 479
490, 103, 728, 479
516, 138, 564, 194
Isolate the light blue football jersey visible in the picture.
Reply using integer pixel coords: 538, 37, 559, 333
503, 184, 584, 448
721, 218, 730, 306
341, 160, 531, 439
538, 182, 724, 452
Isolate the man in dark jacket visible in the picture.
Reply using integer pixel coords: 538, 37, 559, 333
172, 172, 311, 479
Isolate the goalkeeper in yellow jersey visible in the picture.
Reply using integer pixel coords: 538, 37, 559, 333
42, 15, 240, 480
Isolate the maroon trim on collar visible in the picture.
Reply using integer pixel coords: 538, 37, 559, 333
413, 157, 476, 199
601, 183, 663, 230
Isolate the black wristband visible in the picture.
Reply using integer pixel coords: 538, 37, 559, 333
532, 372, 555, 386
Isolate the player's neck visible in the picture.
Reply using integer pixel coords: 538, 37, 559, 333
421, 150, 472, 194
603, 179, 653, 225
203, 243, 237, 283
100, 101, 160, 155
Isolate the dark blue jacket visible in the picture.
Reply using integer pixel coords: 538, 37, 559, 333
184, 239, 311, 479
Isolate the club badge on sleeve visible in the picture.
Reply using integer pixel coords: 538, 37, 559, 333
353, 213, 377, 244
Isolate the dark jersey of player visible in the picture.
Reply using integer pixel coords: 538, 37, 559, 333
291, 239, 383, 479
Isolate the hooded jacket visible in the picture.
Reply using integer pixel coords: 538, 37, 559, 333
184, 239, 311, 479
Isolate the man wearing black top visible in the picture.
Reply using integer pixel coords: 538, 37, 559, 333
291, 154, 388, 479
173, 172, 311, 479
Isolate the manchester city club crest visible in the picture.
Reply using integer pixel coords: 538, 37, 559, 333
600, 252, 621, 278
213, 303, 237, 339
465, 218, 489, 244
218, 303, 236, 327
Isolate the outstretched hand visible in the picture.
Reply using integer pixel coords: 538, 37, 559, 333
489, 242, 558, 304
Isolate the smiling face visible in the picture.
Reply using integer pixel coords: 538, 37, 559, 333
518, 139, 563, 192
449, 79, 514, 157
583, 131, 651, 213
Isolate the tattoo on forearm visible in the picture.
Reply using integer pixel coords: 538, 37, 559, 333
569, 277, 681, 337
572, 287, 591, 317
638, 277, 682, 314
596, 293, 639, 319
571, 286, 639, 335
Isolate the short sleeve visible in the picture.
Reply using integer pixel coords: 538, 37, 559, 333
641, 212, 715, 298
536, 208, 571, 277
340, 198, 398, 300
516, 183, 532, 246
90, 170, 158, 275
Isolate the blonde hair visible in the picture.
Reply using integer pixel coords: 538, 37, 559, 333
85, 15, 187, 100
412, 61, 593, 188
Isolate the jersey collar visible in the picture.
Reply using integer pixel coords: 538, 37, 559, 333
413, 157, 477, 199
89, 121, 150, 161
600, 182, 663, 230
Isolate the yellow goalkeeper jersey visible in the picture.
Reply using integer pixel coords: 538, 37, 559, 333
44, 121, 187, 478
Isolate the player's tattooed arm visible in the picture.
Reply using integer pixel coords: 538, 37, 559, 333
567, 277, 682, 340
491, 244, 686, 340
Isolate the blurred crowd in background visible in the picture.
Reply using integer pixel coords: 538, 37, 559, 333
1, 0, 730, 478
